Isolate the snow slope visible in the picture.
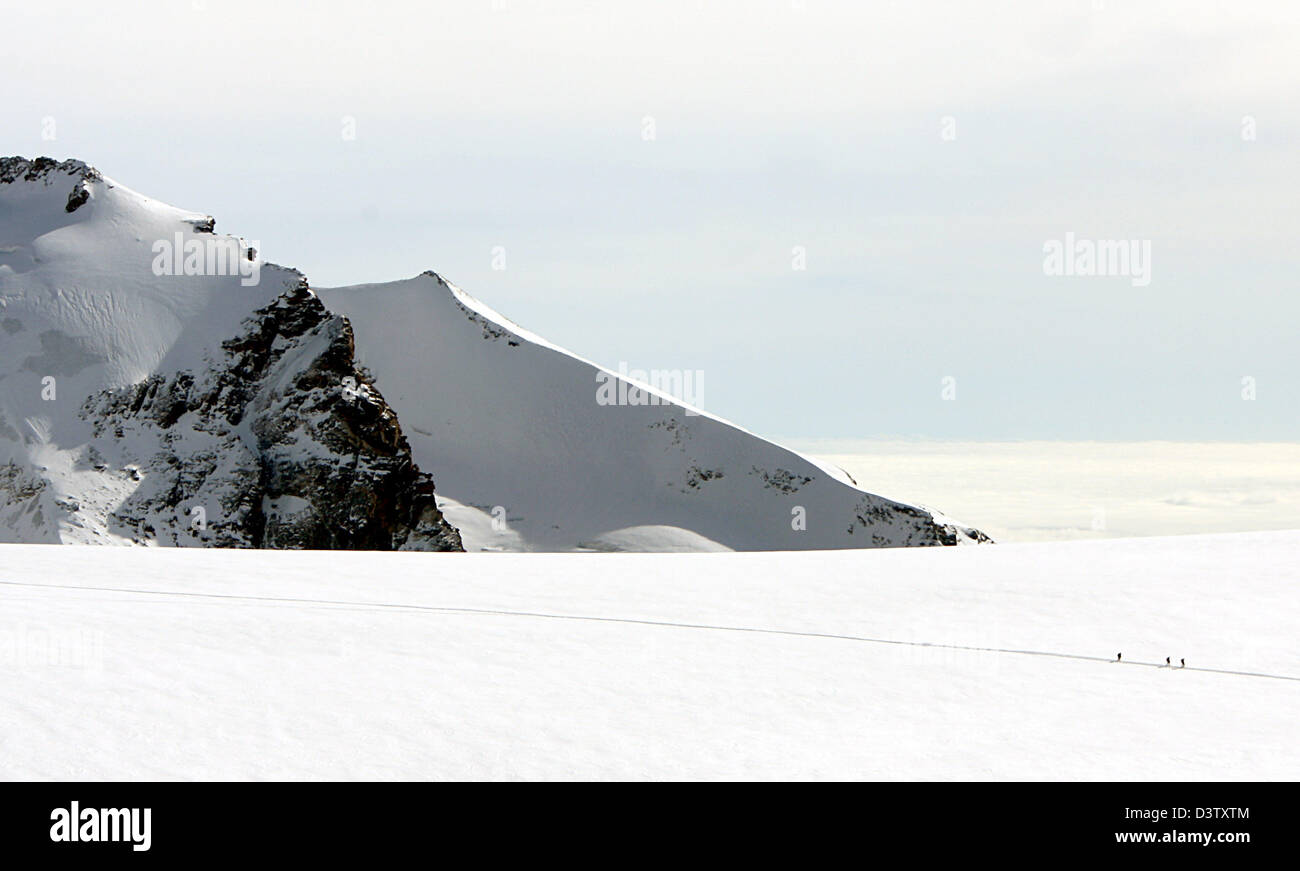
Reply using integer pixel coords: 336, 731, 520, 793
0, 159, 297, 542
318, 273, 988, 551
0, 530, 1295, 780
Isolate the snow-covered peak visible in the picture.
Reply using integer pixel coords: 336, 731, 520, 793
0, 156, 298, 386
0, 157, 458, 549
319, 272, 992, 551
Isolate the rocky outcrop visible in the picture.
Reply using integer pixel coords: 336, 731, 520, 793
0, 156, 101, 187
0, 461, 58, 543
81, 281, 463, 551
0, 157, 102, 214
846, 496, 993, 547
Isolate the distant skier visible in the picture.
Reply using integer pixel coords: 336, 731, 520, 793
1180, 658, 1185, 668
1166, 656, 1171, 667
1116, 652, 1122, 662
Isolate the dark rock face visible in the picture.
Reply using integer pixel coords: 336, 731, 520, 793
0, 157, 101, 213
65, 182, 91, 213
0, 156, 101, 186
845, 496, 992, 547
81, 282, 463, 551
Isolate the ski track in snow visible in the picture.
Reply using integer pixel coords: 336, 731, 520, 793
1, 578, 1295, 684
2, 530, 1298, 779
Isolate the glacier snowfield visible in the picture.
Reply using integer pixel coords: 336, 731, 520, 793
1, 530, 1295, 780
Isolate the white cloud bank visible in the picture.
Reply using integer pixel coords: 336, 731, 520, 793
790, 440, 1300, 542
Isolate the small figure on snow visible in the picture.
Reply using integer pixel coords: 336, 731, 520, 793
1116, 652, 1122, 662
1166, 656, 1171, 667
1180, 658, 1185, 668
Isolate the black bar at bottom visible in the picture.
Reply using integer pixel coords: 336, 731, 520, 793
0, 783, 1279, 860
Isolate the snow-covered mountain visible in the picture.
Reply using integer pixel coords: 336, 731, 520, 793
0, 157, 987, 551
320, 274, 990, 551
0, 157, 460, 549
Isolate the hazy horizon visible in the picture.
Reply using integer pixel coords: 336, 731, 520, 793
789, 439, 1300, 542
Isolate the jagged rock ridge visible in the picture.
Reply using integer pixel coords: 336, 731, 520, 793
80, 281, 463, 550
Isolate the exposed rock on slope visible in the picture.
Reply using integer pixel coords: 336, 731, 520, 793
0, 156, 101, 186
80, 281, 462, 550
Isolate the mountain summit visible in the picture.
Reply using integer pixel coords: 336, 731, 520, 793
0, 157, 460, 549
1, 157, 987, 551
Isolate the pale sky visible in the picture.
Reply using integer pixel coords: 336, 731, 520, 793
5, 0, 1298, 439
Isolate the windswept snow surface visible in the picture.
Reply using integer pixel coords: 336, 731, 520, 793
1, 530, 1296, 780
319, 273, 987, 551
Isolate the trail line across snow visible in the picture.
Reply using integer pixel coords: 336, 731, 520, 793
2, 578, 1296, 684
